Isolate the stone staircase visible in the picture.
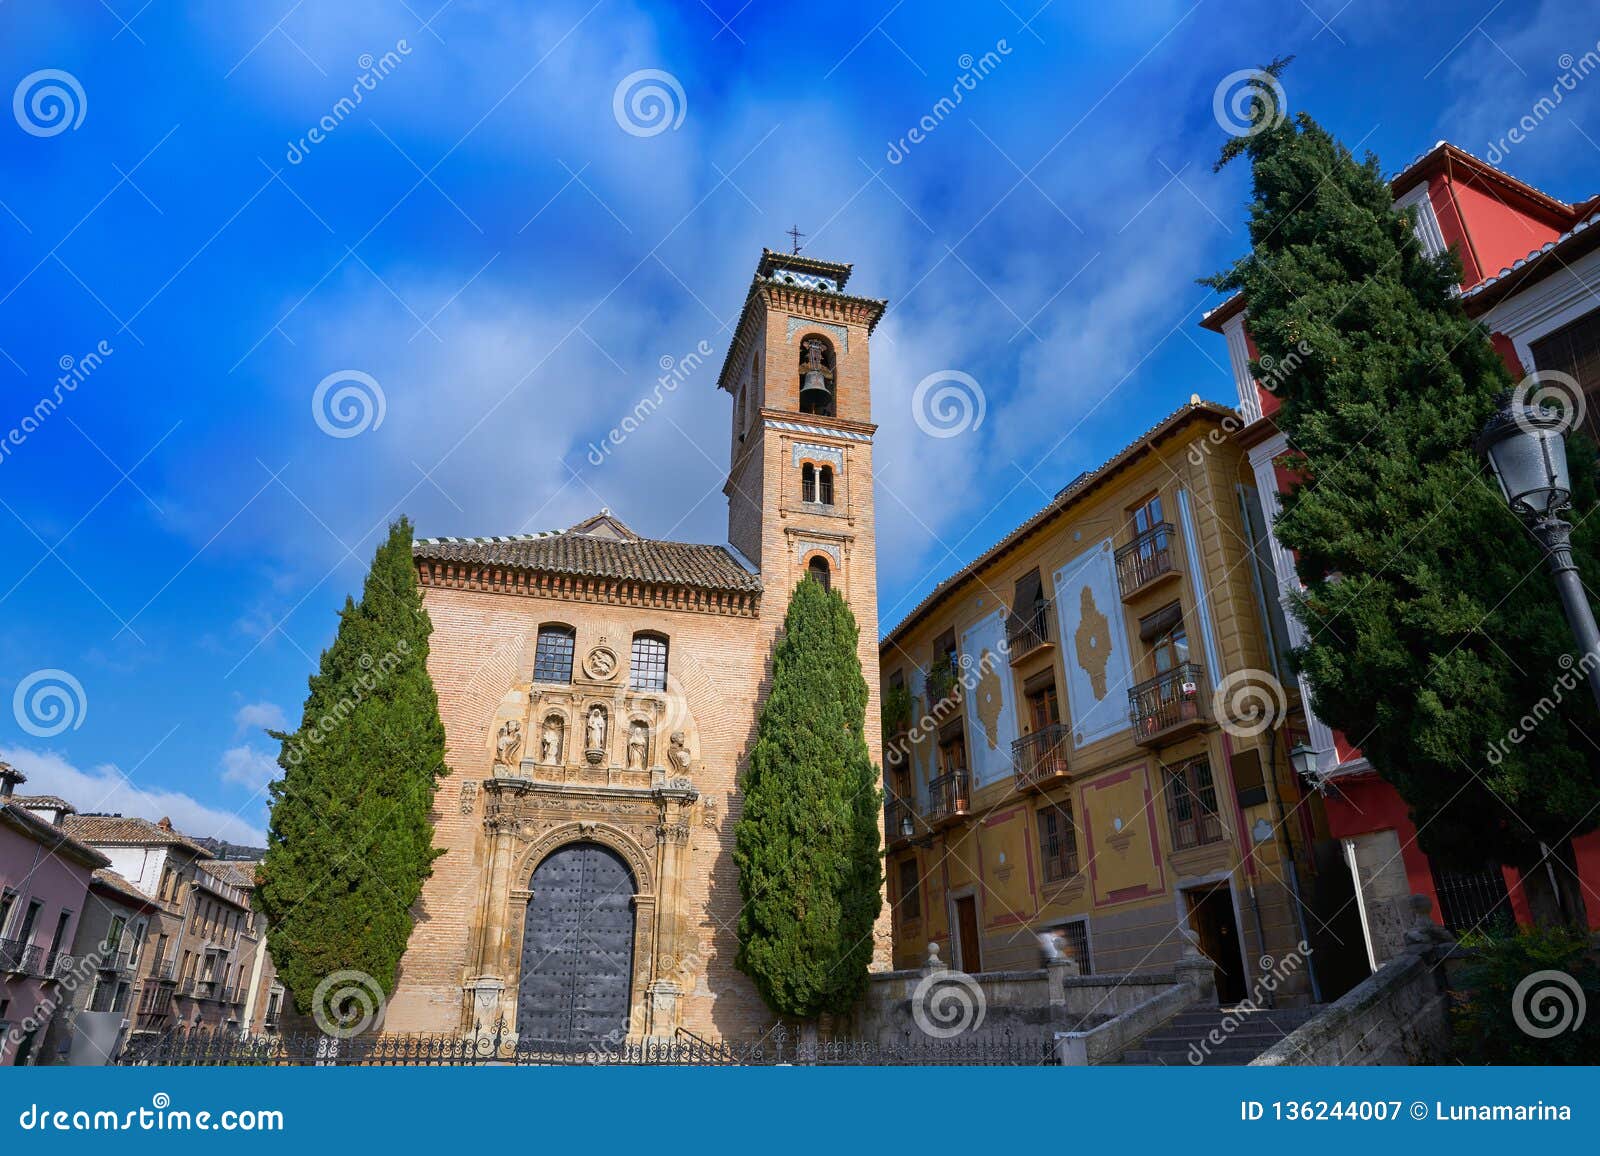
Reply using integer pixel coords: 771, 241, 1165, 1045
1116, 1004, 1318, 1065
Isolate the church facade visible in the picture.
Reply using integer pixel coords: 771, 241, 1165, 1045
383, 250, 891, 1042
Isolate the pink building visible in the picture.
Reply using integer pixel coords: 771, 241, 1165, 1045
0, 762, 109, 1065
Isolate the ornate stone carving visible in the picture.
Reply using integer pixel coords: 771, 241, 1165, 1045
701, 795, 719, 831
540, 714, 564, 765
494, 719, 523, 770
667, 731, 693, 774
459, 780, 480, 815
585, 705, 607, 763
584, 645, 619, 681
627, 720, 649, 771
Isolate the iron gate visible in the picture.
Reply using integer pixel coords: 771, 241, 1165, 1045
518, 842, 635, 1043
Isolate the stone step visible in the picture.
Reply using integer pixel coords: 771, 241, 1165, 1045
1120, 1042, 1274, 1066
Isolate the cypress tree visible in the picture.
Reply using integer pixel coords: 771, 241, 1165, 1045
256, 517, 449, 1017
1206, 66, 1600, 872
735, 576, 883, 1020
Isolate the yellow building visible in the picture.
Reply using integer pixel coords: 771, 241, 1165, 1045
879, 401, 1353, 1005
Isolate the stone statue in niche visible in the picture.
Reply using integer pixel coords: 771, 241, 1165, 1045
627, 721, 649, 770
494, 720, 523, 769
586, 706, 607, 752
667, 731, 692, 773
540, 716, 564, 765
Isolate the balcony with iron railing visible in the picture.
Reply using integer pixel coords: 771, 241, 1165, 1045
1128, 663, 1209, 746
1005, 599, 1055, 662
1012, 724, 1071, 791
147, 955, 178, 983
925, 770, 972, 827
1114, 522, 1179, 600
0, 938, 55, 978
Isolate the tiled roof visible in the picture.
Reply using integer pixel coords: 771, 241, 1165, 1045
200, 860, 258, 889
0, 803, 109, 870
90, 868, 158, 908
62, 814, 214, 857
414, 511, 762, 595
11, 794, 74, 811
880, 400, 1238, 646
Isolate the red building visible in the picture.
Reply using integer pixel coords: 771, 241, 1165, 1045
1202, 141, 1600, 963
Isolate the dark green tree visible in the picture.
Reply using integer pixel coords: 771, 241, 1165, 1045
1206, 66, 1600, 876
256, 517, 449, 1018
735, 576, 883, 1020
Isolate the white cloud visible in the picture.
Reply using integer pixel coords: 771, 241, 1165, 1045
2, 746, 268, 846
234, 701, 288, 735
220, 745, 280, 792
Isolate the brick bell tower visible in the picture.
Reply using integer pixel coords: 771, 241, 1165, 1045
718, 248, 885, 617
717, 246, 890, 964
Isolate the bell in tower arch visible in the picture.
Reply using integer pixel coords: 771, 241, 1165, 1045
798, 336, 836, 416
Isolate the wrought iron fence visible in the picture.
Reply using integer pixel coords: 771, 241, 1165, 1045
116, 1025, 1057, 1067
926, 770, 971, 824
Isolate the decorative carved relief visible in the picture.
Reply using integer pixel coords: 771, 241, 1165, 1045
494, 720, 523, 769
459, 780, 480, 815
584, 645, 619, 681
667, 731, 693, 774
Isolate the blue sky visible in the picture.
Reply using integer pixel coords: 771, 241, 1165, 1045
1, 0, 1595, 844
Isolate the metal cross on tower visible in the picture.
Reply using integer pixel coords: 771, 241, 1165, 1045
786, 225, 805, 254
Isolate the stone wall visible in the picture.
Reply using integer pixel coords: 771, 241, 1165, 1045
856, 952, 1190, 1044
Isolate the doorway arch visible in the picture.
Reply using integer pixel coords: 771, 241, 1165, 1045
517, 841, 637, 1043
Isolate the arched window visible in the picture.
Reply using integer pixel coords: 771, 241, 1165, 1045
818, 465, 835, 506
629, 633, 669, 692
532, 625, 576, 683
808, 555, 831, 592
798, 336, 836, 417
802, 463, 817, 503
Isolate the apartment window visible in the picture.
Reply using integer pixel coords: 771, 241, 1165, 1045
47, 910, 71, 957
1037, 803, 1080, 882
896, 858, 922, 922
1007, 569, 1049, 652
629, 633, 669, 692
104, 915, 126, 955
1166, 759, 1223, 850
817, 465, 835, 506
1140, 603, 1189, 675
1529, 308, 1600, 440
0, 890, 15, 938
1130, 493, 1165, 539
16, 900, 42, 947
532, 625, 576, 683
1026, 679, 1061, 732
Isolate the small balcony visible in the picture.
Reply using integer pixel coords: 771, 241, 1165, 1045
0, 939, 52, 978
1012, 724, 1071, 791
1129, 663, 1209, 747
148, 955, 178, 983
924, 660, 962, 708
1115, 523, 1179, 600
1005, 600, 1055, 662
926, 770, 972, 827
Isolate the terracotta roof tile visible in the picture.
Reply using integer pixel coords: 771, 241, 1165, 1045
413, 511, 762, 595
90, 868, 158, 908
62, 814, 214, 857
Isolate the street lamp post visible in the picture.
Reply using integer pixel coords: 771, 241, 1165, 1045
1477, 391, 1600, 712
